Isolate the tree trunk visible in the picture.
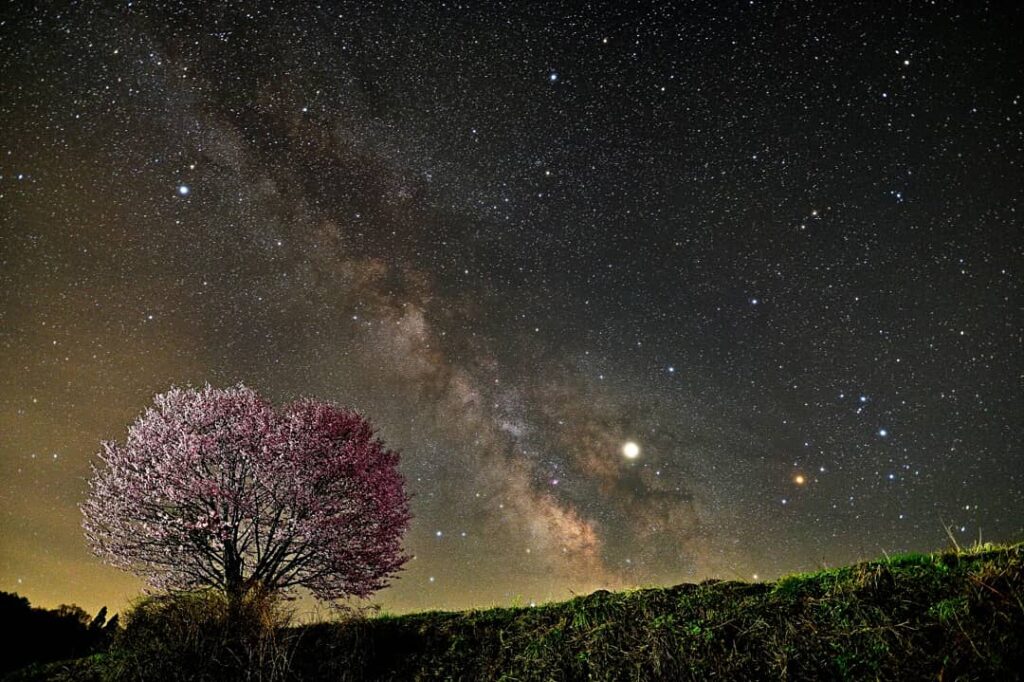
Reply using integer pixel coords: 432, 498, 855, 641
222, 546, 252, 674
224, 543, 245, 622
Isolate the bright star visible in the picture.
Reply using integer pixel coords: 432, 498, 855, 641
178, 185, 190, 196
622, 441, 640, 459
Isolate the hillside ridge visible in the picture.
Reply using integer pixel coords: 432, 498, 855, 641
8, 541, 1023, 681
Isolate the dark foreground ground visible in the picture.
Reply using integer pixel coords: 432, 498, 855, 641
7, 542, 1024, 680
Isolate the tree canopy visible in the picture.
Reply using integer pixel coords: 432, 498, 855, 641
82, 384, 411, 603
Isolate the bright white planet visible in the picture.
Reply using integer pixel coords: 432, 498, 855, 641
622, 441, 640, 459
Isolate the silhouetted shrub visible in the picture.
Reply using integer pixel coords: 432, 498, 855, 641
104, 586, 297, 682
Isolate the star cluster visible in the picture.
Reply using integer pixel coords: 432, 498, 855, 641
0, 2, 1021, 614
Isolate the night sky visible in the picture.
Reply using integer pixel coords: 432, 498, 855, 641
1, 2, 1022, 616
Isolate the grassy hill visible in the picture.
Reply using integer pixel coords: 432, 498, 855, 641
8, 541, 1024, 681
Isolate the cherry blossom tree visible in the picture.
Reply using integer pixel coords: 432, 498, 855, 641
82, 384, 411, 604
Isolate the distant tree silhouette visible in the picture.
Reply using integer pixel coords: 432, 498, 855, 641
0, 592, 117, 674
82, 384, 412, 606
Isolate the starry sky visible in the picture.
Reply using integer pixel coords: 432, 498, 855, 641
1, 2, 1022, 616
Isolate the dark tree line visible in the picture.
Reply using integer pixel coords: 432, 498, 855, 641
0, 591, 118, 674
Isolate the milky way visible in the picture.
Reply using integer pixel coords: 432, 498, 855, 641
1, 2, 1021, 614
